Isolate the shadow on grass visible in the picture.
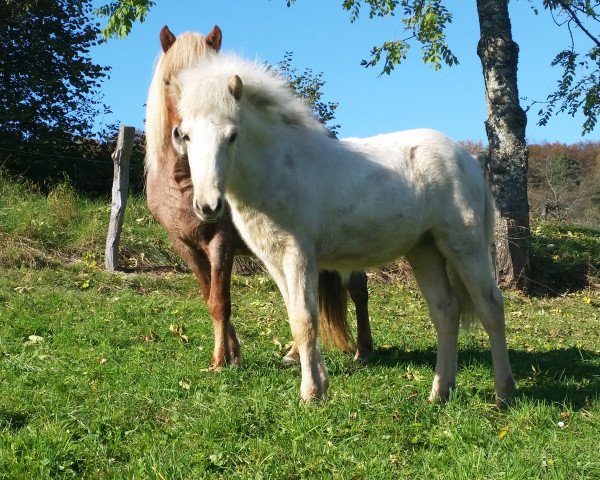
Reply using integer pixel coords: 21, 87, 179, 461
529, 224, 599, 296
0, 410, 29, 431
367, 346, 600, 409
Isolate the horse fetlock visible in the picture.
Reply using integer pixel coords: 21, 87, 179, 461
495, 376, 516, 407
210, 347, 240, 369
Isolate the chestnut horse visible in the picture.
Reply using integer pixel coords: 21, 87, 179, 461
145, 25, 374, 368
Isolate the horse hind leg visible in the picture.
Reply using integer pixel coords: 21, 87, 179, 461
406, 241, 461, 402
347, 271, 374, 362
445, 245, 516, 405
282, 342, 300, 365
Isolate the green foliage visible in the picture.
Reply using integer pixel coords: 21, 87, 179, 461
531, 1, 600, 134
0, 0, 122, 195
530, 223, 600, 294
343, 0, 459, 73
0, 0, 109, 140
95, 0, 156, 39
276, 52, 340, 134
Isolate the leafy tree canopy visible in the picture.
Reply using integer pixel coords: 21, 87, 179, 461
0, 0, 110, 142
0, 0, 114, 193
95, 0, 599, 135
276, 52, 340, 135
530, 0, 600, 134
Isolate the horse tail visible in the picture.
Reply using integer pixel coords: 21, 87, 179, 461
446, 266, 477, 328
318, 270, 355, 353
476, 150, 496, 250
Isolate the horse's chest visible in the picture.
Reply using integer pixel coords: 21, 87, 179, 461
230, 206, 290, 259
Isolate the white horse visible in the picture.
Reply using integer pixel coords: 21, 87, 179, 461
171, 53, 515, 404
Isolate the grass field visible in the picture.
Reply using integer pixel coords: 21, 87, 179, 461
1, 175, 599, 478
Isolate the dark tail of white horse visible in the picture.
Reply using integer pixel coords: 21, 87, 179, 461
318, 270, 356, 353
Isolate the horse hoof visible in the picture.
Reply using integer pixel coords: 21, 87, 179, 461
281, 354, 299, 366
300, 386, 327, 403
495, 391, 516, 409
428, 387, 453, 403
353, 350, 372, 363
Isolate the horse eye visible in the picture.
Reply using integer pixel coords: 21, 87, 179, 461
228, 132, 238, 143
164, 79, 171, 86
173, 127, 190, 143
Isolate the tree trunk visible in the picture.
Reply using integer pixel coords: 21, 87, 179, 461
476, 0, 531, 291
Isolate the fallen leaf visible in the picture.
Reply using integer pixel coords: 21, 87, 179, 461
179, 379, 191, 390
141, 332, 159, 343
169, 323, 189, 342
13, 286, 32, 294
24, 335, 44, 346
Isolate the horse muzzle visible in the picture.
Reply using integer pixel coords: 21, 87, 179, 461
193, 196, 224, 223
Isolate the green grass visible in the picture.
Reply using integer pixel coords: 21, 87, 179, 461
1, 174, 599, 478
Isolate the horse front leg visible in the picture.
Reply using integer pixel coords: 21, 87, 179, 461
280, 254, 328, 402
207, 236, 240, 369
172, 237, 239, 369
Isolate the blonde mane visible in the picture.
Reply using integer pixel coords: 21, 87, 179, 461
145, 32, 216, 174
177, 54, 328, 135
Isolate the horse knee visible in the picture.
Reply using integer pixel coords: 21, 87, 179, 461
208, 295, 231, 322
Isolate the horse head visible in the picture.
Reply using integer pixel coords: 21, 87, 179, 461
145, 25, 222, 175
173, 72, 244, 222
161, 25, 222, 150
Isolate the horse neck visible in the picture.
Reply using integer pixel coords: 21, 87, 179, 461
227, 117, 331, 200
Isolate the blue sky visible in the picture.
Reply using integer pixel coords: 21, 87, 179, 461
90, 0, 596, 144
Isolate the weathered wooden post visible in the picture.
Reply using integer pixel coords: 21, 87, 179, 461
105, 125, 135, 272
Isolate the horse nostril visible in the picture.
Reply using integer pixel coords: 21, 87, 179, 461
194, 198, 223, 220
201, 204, 213, 215
198, 199, 223, 215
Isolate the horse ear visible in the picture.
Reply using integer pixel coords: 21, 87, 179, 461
206, 25, 222, 52
228, 75, 243, 101
160, 25, 177, 53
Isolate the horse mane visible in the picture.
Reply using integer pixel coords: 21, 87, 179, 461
177, 54, 328, 135
145, 32, 216, 174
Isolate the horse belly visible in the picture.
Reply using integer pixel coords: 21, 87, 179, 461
318, 215, 425, 271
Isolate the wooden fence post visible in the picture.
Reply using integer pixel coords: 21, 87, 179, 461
105, 125, 135, 272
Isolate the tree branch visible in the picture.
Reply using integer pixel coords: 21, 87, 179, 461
559, 1, 600, 48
